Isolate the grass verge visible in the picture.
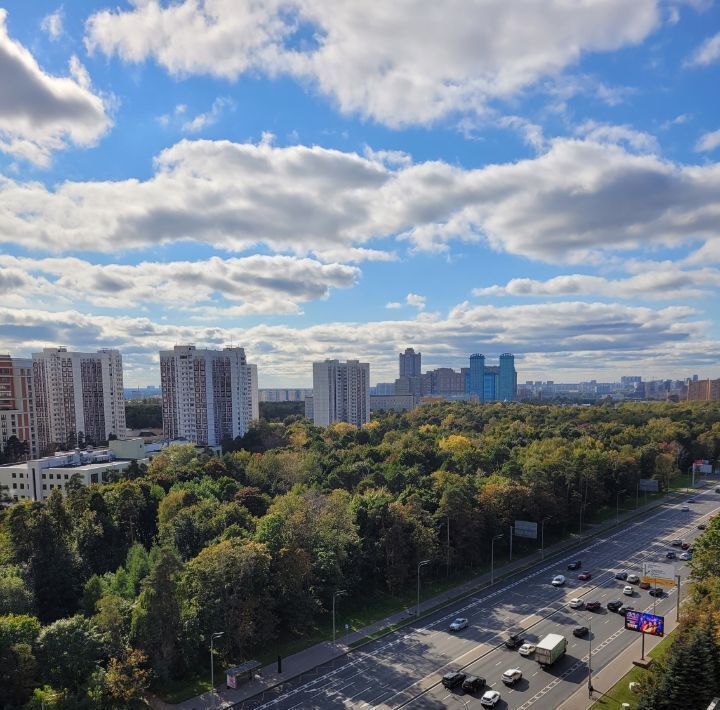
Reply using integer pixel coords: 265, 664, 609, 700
590, 631, 675, 709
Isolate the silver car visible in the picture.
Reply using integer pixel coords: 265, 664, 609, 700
449, 617, 468, 631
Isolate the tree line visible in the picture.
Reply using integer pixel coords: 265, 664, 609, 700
1, 400, 719, 707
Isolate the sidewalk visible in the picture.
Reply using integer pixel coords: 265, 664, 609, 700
558, 604, 680, 710
160, 491, 683, 709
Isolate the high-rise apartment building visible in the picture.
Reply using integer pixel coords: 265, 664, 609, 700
399, 348, 422, 378
312, 359, 370, 427
160, 345, 258, 446
32, 348, 125, 454
468, 354, 485, 399
0, 355, 37, 458
687, 378, 720, 402
498, 353, 517, 401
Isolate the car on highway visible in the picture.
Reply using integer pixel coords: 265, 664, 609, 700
639, 581, 651, 590
585, 601, 602, 611
666, 551, 677, 559
552, 575, 566, 586
715, 487, 720, 493
649, 588, 664, 597
614, 571, 628, 580
681, 506, 690, 512
567, 560, 582, 570
681, 542, 690, 550
671, 539, 683, 546
519, 642, 536, 656
578, 571, 592, 581
607, 599, 623, 612
618, 606, 635, 617
680, 552, 692, 561
698, 523, 707, 530
627, 574, 640, 584
442, 671, 466, 689
573, 626, 589, 637
687, 498, 696, 503
462, 674, 486, 693
502, 668, 523, 686
623, 585, 634, 596
480, 689, 501, 707
449, 617, 468, 632
569, 598, 584, 609
505, 634, 524, 649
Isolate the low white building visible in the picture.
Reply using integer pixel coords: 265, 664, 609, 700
0, 438, 151, 503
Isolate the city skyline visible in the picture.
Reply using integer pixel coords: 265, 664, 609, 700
1, 2, 719, 386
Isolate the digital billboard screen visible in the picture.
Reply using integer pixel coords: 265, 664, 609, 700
625, 611, 664, 637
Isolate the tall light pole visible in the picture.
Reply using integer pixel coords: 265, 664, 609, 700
416, 560, 431, 618
616, 489, 625, 526
332, 589, 346, 645
575, 613, 593, 698
541, 516, 551, 560
491, 534, 503, 586
210, 631, 224, 694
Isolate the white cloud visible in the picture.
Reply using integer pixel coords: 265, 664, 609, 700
575, 120, 659, 154
1, 300, 717, 385
41, 8, 64, 40
1, 136, 719, 264
385, 301, 402, 309
473, 266, 720, 301
686, 31, 720, 66
406, 293, 426, 310
0, 254, 358, 315
85, 0, 660, 126
0, 10, 111, 166
695, 128, 720, 153
182, 97, 236, 133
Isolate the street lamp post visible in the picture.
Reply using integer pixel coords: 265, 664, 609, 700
491, 534, 503, 586
416, 560, 431, 618
332, 589, 346, 645
210, 631, 224, 694
541, 517, 551, 560
575, 613, 593, 698
616, 489, 626, 526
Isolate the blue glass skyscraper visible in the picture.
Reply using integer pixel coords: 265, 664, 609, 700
498, 353, 516, 401
469, 353, 485, 401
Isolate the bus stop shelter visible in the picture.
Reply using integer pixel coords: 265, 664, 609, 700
225, 661, 261, 689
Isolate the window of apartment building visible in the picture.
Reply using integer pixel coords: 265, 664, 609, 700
12, 483, 16, 489
42, 484, 46, 490
64, 474, 69, 480
41, 473, 46, 479
11, 472, 15, 478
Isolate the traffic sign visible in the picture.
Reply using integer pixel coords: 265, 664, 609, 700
641, 561, 676, 587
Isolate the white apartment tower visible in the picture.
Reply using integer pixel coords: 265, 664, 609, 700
160, 345, 259, 446
32, 347, 126, 454
0, 354, 37, 458
312, 359, 370, 427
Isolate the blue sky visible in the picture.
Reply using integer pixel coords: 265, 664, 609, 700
0, 0, 719, 387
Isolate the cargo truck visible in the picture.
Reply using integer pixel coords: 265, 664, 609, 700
535, 633, 567, 667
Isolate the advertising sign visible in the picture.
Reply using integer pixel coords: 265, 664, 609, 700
642, 561, 676, 587
638, 479, 659, 492
625, 611, 664, 637
514, 520, 538, 539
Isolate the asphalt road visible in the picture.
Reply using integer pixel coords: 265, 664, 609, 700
240, 488, 720, 710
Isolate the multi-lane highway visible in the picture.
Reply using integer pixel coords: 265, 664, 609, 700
236, 488, 720, 710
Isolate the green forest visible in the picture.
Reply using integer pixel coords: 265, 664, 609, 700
2, 401, 720, 708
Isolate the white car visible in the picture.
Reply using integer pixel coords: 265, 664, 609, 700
679, 552, 692, 561
681, 506, 690, 512
519, 642, 536, 656
481, 689, 501, 707
449, 617, 468, 631
569, 597, 584, 609
502, 668, 523, 685
627, 574, 640, 584
623, 585, 634, 596
552, 575, 566, 587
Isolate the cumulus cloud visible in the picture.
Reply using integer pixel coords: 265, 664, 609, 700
1, 300, 717, 385
85, 0, 660, 126
1, 136, 719, 263
473, 266, 720, 301
695, 128, 720, 153
0, 254, 358, 315
182, 97, 236, 133
41, 8, 64, 40
0, 9, 111, 165
686, 31, 720, 66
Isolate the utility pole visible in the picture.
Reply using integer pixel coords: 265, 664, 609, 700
541, 516, 551, 560
210, 631, 224, 694
446, 516, 450, 577
509, 524, 513, 561
332, 589, 346, 644
676, 575, 681, 622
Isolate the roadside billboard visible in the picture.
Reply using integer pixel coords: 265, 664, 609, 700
514, 520, 538, 539
642, 561, 676, 587
625, 611, 664, 637
638, 479, 659, 492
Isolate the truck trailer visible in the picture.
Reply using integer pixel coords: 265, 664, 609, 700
535, 633, 567, 666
